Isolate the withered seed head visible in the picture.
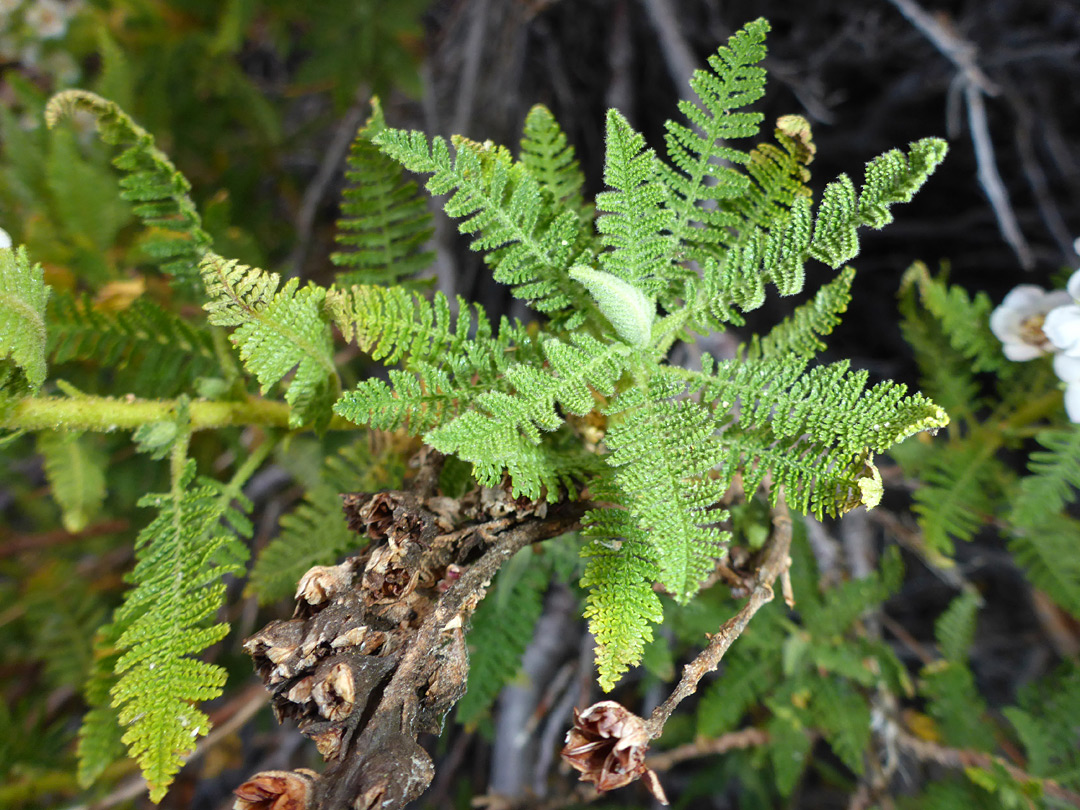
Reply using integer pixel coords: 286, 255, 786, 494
312, 661, 356, 722
561, 701, 668, 804
285, 676, 314, 704
330, 625, 368, 650
311, 726, 344, 760
233, 768, 318, 810
244, 620, 305, 659
295, 563, 354, 607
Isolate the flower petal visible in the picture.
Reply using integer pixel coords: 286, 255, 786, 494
1054, 353, 1080, 384
1065, 383, 1080, 424
989, 306, 1024, 343
1044, 305, 1080, 354
1003, 342, 1044, 362
1068, 268, 1080, 303
999, 284, 1049, 311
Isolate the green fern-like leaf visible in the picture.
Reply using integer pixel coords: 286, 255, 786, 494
595, 109, 677, 299
335, 365, 481, 435
425, 333, 629, 496
745, 266, 855, 361
200, 254, 338, 427
330, 285, 548, 435
697, 651, 781, 737
48, 292, 219, 397
766, 705, 813, 796
603, 378, 730, 600
107, 458, 253, 800
800, 546, 903, 639
372, 127, 594, 324
935, 590, 981, 664
250, 484, 355, 604
77, 623, 126, 788
684, 356, 948, 517
519, 104, 586, 210
912, 440, 1004, 553
45, 90, 212, 284
328, 284, 489, 367
809, 138, 948, 268
77, 703, 126, 788
37, 431, 108, 533
678, 136, 944, 336
809, 675, 870, 775
1003, 662, 1080, 789
919, 661, 994, 750
0, 246, 49, 397
661, 18, 766, 262
23, 562, 109, 691
1008, 513, 1080, 620
692, 118, 818, 305
898, 277, 984, 421
900, 779, 1005, 810
900, 262, 1004, 373
1011, 428, 1080, 530
331, 98, 434, 285
580, 502, 665, 691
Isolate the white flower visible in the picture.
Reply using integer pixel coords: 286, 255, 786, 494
989, 285, 1071, 361
24, 0, 70, 39
1052, 354, 1080, 424
1067, 267, 1080, 303
0, 226, 11, 250
1044, 304, 1080, 358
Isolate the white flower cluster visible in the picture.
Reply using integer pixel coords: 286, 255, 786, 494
991, 258, 1080, 423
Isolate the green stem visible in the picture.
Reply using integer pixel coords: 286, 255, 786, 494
2, 395, 356, 433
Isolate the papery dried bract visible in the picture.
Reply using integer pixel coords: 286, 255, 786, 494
561, 701, 668, 804
234, 769, 318, 810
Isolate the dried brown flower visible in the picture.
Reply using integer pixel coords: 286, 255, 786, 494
312, 661, 356, 722
295, 562, 354, 607
233, 769, 317, 810
311, 726, 344, 760
561, 701, 668, 804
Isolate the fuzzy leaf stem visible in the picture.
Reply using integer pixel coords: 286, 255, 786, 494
2, 394, 355, 433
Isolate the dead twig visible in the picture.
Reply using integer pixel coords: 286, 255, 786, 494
287, 89, 369, 277
645, 727, 770, 772
644, 492, 793, 739
896, 729, 1080, 808
0, 519, 129, 557
883, 0, 1034, 269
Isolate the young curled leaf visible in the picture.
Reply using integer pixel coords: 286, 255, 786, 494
570, 266, 654, 347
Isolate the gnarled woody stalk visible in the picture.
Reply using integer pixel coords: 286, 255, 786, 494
238, 466, 589, 810
562, 491, 793, 802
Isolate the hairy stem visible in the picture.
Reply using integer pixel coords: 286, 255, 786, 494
2, 395, 355, 433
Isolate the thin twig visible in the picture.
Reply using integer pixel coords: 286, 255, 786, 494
896, 729, 1080, 808
883, 0, 1034, 269
964, 81, 1035, 269
0, 519, 129, 557
287, 89, 369, 277
450, 0, 489, 136
644, 492, 793, 739
882, 0, 997, 94
645, 727, 770, 771
640, 0, 699, 101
